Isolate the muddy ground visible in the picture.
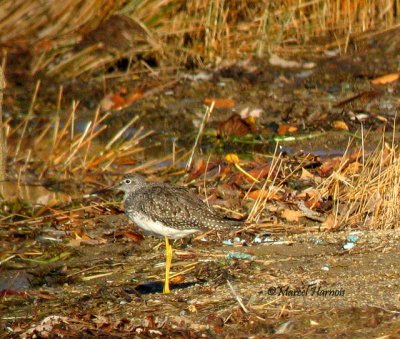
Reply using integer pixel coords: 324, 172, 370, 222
1, 221, 400, 337
1, 28, 400, 338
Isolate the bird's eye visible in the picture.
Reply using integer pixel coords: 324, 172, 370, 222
124, 179, 132, 184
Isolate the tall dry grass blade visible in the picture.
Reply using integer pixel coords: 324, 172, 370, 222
51, 86, 63, 154
53, 101, 78, 152
14, 80, 41, 159
246, 143, 283, 223
82, 106, 101, 171
105, 115, 139, 150
34, 123, 52, 147
62, 121, 92, 168
186, 102, 214, 171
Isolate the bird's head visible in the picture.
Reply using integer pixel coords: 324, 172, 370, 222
115, 173, 147, 194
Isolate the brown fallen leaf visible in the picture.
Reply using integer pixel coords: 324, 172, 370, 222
281, 209, 304, 222
247, 163, 271, 180
322, 213, 338, 229
300, 168, 314, 180
318, 157, 342, 176
100, 87, 127, 110
332, 120, 349, 131
247, 187, 281, 200
121, 231, 144, 241
113, 231, 144, 241
247, 189, 269, 200
218, 114, 255, 136
370, 73, 400, 85
100, 88, 144, 110
73, 230, 91, 240
125, 90, 145, 106
297, 188, 323, 208
66, 237, 107, 247
170, 275, 185, 284
189, 158, 220, 180
204, 98, 235, 108
230, 162, 272, 185
277, 124, 298, 135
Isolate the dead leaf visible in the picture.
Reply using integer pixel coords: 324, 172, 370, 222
300, 168, 322, 184
121, 231, 144, 241
281, 209, 304, 222
374, 114, 387, 123
247, 187, 280, 200
247, 189, 269, 200
73, 230, 91, 240
318, 157, 342, 176
298, 188, 323, 208
300, 168, 314, 180
67, 238, 107, 247
125, 90, 144, 106
217, 114, 255, 136
277, 124, 298, 135
170, 275, 185, 284
100, 88, 127, 110
247, 163, 271, 180
322, 213, 338, 229
100, 88, 144, 110
332, 120, 349, 131
22, 316, 70, 337
188, 158, 219, 180
66, 238, 83, 247
370, 73, 400, 85
204, 98, 235, 108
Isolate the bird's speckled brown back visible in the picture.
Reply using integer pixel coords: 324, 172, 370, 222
117, 174, 243, 235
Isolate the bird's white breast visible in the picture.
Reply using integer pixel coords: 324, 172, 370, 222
130, 212, 199, 239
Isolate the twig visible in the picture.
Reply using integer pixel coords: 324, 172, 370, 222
227, 279, 249, 313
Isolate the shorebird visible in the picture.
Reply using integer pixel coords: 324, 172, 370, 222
116, 173, 243, 293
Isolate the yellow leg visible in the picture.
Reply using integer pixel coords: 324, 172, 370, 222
163, 237, 172, 294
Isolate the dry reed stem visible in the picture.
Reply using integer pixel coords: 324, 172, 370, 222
14, 80, 41, 159
186, 102, 214, 171
105, 115, 139, 150
246, 143, 284, 223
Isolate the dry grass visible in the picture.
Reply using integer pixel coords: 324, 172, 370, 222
1, 1, 399, 228
4, 87, 153, 184
320, 130, 400, 230
0, 0, 398, 79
